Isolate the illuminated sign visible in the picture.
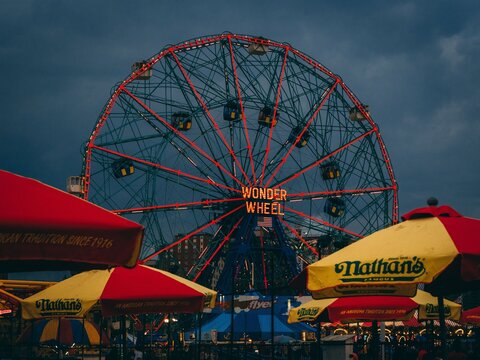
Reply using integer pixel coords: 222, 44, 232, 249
241, 187, 285, 216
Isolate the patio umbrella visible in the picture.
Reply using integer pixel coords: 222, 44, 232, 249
17, 317, 108, 346
287, 290, 461, 324
460, 306, 480, 324
0, 170, 144, 271
293, 203, 480, 299
292, 201, 480, 358
21, 264, 217, 319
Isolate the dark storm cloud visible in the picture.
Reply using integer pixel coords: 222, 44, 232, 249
1, 0, 479, 222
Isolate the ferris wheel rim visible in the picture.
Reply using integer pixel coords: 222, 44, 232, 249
81, 33, 399, 291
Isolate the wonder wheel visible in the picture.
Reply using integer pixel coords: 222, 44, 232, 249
80, 33, 398, 294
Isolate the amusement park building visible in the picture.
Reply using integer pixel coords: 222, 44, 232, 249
168, 233, 213, 275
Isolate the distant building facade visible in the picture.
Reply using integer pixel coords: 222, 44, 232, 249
167, 233, 213, 275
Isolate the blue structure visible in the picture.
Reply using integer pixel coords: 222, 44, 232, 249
188, 292, 314, 341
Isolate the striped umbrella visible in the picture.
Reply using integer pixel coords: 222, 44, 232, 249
291, 202, 479, 358
22, 264, 217, 319
287, 290, 461, 324
17, 318, 108, 346
293, 204, 480, 299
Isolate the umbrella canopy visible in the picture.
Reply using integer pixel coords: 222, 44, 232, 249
287, 290, 461, 324
21, 265, 217, 319
0, 170, 144, 271
17, 318, 108, 346
461, 306, 480, 324
293, 204, 480, 298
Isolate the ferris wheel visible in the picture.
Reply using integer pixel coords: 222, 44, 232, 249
80, 33, 398, 294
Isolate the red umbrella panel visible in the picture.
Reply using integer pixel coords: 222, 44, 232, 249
328, 296, 418, 323
17, 318, 108, 346
0, 170, 144, 271
21, 265, 217, 318
99, 265, 217, 315
289, 296, 417, 324
461, 306, 480, 324
401, 205, 480, 296
287, 290, 461, 324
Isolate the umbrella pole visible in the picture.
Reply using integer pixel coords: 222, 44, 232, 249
316, 322, 323, 360
30, 319, 34, 360
438, 296, 447, 359
58, 318, 62, 360
270, 251, 274, 360
198, 312, 203, 360
372, 320, 378, 360
82, 318, 85, 360
380, 321, 385, 360
15, 309, 22, 359
9, 311, 13, 358
167, 314, 171, 360
271, 289, 274, 360
122, 315, 127, 360
141, 314, 146, 358
230, 268, 235, 359
99, 316, 103, 360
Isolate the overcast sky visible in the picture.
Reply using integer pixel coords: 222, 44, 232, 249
1, 0, 479, 221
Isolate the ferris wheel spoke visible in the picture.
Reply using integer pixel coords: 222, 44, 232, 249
335, 134, 391, 199
227, 42, 289, 178
283, 205, 362, 239
169, 50, 252, 187
92, 144, 234, 200
337, 192, 393, 235
191, 216, 244, 281
91, 144, 241, 195
112, 197, 244, 215
259, 66, 333, 182
278, 217, 318, 257
120, 86, 245, 188
88, 151, 145, 210
227, 36, 257, 184
141, 203, 245, 263
273, 128, 376, 189
115, 102, 230, 195
162, 54, 235, 189
260, 47, 289, 186
333, 86, 398, 219
286, 186, 396, 202
265, 79, 340, 188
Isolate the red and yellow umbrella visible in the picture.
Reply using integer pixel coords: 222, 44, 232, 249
22, 265, 217, 319
17, 318, 108, 346
294, 204, 480, 299
287, 290, 461, 324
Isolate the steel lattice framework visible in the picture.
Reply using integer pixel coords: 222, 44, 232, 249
82, 33, 398, 294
